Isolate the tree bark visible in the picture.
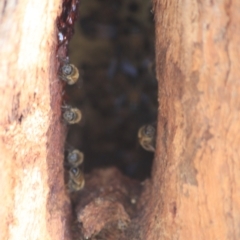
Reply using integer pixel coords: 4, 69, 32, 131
140, 0, 240, 239
0, 1, 71, 240
1, 0, 240, 239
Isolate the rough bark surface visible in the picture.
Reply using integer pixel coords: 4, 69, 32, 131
73, 168, 142, 240
0, 1, 71, 240
139, 0, 240, 239
1, 0, 240, 239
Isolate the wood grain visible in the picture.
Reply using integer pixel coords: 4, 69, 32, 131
0, 0, 71, 239
140, 0, 240, 239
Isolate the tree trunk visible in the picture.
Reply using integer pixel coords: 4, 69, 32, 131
1, 0, 240, 239
0, 1, 71, 239
140, 0, 240, 239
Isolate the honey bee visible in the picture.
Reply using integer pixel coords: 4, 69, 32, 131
68, 167, 85, 192
67, 149, 84, 167
58, 57, 79, 85
138, 123, 156, 152
62, 105, 82, 124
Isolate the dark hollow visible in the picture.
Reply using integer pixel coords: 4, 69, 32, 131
67, 0, 157, 180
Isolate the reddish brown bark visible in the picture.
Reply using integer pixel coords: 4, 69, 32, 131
0, 1, 71, 239
139, 0, 240, 239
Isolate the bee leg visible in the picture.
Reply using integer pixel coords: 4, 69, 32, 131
58, 74, 69, 83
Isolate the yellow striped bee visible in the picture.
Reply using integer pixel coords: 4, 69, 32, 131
138, 123, 156, 152
67, 149, 84, 167
62, 105, 82, 124
68, 167, 85, 192
58, 57, 79, 85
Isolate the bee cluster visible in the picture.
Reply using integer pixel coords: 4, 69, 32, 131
56, 0, 85, 193
66, 150, 85, 192
57, 56, 83, 193
56, 0, 157, 191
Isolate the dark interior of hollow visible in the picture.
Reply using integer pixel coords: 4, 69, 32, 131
67, 0, 157, 181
